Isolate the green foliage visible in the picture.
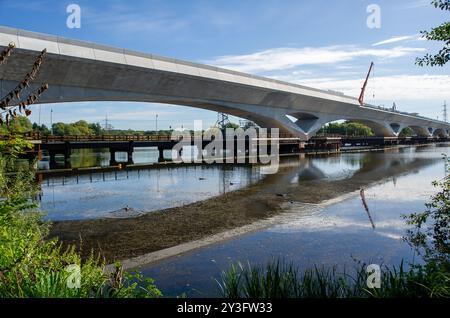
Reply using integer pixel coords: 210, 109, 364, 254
0, 117, 33, 135
32, 123, 50, 136
399, 127, 415, 137
217, 260, 450, 298
0, 137, 161, 298
416, 0, 450, 67
43, 120, 172, 137
318, 121, 374, 137
403, 155, 450, 270
51, 120, 100, 136
0, 135, 32, 163
224, 123, 240, 129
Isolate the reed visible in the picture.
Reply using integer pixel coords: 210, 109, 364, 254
217, 259, 449, 298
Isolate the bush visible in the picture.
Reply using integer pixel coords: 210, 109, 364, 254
403, 155, 449, 271
0, 137, 161, 298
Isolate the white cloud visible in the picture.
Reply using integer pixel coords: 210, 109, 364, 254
281, 74, 450, 102
372, 35, 419, 46
207, 46, 426, 73
83, 4, 189, 37
400, 0, 432, 9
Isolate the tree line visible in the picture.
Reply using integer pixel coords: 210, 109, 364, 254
0, 117, 173, 136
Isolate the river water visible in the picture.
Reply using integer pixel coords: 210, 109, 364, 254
38, 144, 449, 296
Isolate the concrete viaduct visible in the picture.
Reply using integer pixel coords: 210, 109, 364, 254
1, 26, 449, 140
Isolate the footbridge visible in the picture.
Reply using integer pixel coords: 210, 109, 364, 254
1, 26, 449, 140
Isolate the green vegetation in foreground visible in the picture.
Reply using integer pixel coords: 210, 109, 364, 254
217, 260, 449, 298
217, 156, 450, 298
0, 136, 161, 298
416, 0, 450, 67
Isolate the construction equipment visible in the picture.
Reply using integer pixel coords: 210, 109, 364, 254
358, 62, 374, 106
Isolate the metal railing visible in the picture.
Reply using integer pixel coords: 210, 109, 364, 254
0, 131, 301, 143
40, 134, 173, 143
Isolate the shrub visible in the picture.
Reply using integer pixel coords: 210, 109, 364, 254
0, 137, 161, 298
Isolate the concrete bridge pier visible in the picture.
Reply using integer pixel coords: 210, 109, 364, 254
127, 148, 134, 165
109, 141, 134, 166
109, 149, 117, 166
109, 149, 134, 166
49, 146, 71, 169
158, 147, 165, 162
49, 151, 57, 168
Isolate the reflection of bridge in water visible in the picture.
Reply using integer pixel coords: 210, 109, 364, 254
17, 130, 448, 170
41, 149, 438, 190
266, 150, 438, 188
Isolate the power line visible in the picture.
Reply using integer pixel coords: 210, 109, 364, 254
215, 112, 231, 130
443, 101, 447, 123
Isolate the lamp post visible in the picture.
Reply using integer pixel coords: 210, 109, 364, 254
155, 114, 158, 134
50, 108, 53, 135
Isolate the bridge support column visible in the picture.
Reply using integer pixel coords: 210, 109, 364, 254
49, 151, 57, 168
109, 149, 116, 166
127, 149, 134, 165
64, 143, 71, 168
127, 141, 134, 165
158, 147, 165, 162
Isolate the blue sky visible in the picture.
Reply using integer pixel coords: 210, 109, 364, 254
1, 0, 449, 130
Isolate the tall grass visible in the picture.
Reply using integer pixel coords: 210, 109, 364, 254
217, 259, 449, 298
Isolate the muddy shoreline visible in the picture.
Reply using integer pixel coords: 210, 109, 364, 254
49, 150, 437, 264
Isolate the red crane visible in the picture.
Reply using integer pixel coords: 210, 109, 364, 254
358, 62, 374, 106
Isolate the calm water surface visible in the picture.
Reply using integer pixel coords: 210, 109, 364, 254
136, 144, 449, 297
39, 165, 263, 221
38, 144, 449, 297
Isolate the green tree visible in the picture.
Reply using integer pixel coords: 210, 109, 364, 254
0, 117, 33, 134
225, 122, 240, 129
89, 122, 103, 135
404, 155, 449, 270
416, 0, 450, 67
399, 127, 414, 137
318, 121, 374, 136
72, 120, 93, 135
32, 123, 50, 135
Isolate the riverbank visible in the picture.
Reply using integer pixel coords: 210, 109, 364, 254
49, 147, 439, 265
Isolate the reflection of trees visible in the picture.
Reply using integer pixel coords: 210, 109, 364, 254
70, 149, 110, 168
44, 148, 110, 169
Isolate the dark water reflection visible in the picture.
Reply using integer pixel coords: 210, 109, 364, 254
38, 147, 167, 170
39, 145, 446, 221
37, 144, 449, 296
40, 165, 264, 221
136, 144, 449, 297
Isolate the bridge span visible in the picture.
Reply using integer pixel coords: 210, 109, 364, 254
1, 26, 449, 140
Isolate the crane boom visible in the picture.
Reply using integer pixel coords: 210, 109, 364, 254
358, 62, 374, 106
